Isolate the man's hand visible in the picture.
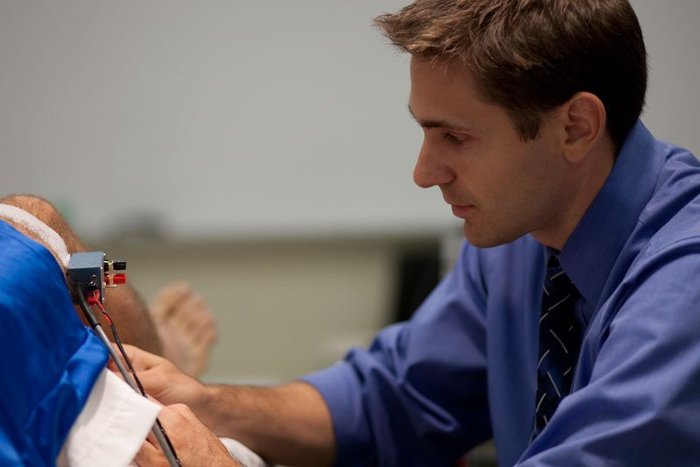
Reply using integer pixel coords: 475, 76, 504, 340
111, 344, 206, 409
113, 344, 336, 466
134, 404, 240, 467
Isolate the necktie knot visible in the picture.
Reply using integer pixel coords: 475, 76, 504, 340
543, 256, 576, 298
533, 255, 582, 438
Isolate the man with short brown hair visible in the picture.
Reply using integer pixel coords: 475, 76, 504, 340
127, 1, 700, 465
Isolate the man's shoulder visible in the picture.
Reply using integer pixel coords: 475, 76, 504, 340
638, 146, 700, 255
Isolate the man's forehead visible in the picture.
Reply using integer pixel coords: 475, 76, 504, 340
407, 103, 475, 133
408, 67, 498, 135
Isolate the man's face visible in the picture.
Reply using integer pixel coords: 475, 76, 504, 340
409, 57, 572, 248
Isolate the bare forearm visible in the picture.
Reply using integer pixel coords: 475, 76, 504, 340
124, 346, 332, 465
194, 381, 336, 467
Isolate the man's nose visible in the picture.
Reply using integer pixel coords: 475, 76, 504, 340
413, 140, 454, 188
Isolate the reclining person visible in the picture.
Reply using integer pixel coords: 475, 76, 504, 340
0, 195, 248, 466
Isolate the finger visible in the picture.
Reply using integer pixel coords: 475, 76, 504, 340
133, 437, 161, 466
133, 366, 168, 393
154, 403, 189, 426
119, 343, 167, 372
144, 426, 159, 446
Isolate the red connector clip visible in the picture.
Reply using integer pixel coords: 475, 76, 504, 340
105, 273, 127, 286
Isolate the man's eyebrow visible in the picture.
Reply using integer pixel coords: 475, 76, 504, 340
407, 104, 471, 132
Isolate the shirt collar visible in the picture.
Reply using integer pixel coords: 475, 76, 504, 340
558, 120, 662, 309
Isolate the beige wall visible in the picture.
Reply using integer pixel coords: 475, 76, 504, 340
103, 235, 442, 385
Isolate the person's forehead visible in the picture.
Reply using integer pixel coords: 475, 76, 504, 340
408, 56, 505, 129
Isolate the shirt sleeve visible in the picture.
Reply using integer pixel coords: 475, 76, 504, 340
517, 242, 700, 466
303, 243, 493, 467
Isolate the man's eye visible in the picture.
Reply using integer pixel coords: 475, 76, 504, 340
443, 132, 466, 144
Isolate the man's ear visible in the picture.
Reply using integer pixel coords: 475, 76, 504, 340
560, 92, 607, 164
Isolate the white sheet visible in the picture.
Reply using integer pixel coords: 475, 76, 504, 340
57, 369, 161, 467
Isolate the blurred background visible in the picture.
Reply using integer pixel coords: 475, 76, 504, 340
1, 0, 698, 387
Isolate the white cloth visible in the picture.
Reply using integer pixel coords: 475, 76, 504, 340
55, 368, 269, 467
220, 438, 271, 467
57, 370, 162, 467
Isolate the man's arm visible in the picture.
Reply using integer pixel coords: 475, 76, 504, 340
119, 344, 336, 467
124, 241, 492, 466
0, 194, 163, 354
202, 383, 335, 466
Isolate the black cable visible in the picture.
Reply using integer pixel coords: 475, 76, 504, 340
100, 302, 180, 463
74, 283, 181, 466
101, 305, 146, 396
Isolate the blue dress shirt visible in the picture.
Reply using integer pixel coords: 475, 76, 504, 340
304, 121, 700, 466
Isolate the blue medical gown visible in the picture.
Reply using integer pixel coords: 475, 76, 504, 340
0, 221, 108, 465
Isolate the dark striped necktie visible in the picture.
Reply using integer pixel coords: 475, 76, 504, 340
532, 255, 582, 438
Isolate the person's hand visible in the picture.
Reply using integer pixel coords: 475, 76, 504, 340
134, 404, 240, 467
110, 343, 205, 408
150, 281, 218, 377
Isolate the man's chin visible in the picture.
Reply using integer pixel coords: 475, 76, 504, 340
463, 223, 522, 248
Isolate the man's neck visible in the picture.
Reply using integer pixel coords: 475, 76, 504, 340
533, 139, 616, 250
